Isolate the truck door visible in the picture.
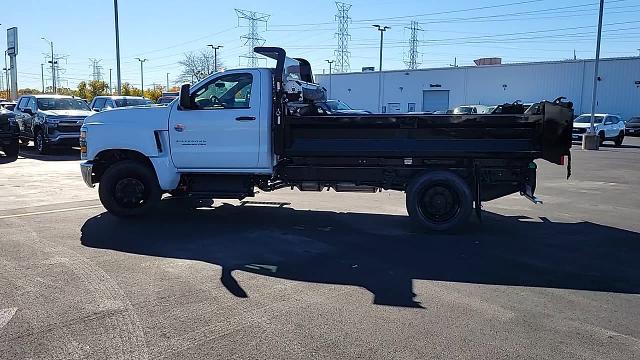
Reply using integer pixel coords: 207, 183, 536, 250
169, 70, 261, 169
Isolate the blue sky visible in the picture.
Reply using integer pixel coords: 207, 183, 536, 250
3, 0, 639, 90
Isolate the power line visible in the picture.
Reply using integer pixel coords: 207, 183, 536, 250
235, 9, 270, 67
334, 2, 352, 73
89, 58, 103, 81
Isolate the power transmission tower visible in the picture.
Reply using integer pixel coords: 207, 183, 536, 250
42, 53, 68, 92
235, 9, 270, 67
404, 21, 423, 70
334, 2, 351, 73
89, 58, 103, 81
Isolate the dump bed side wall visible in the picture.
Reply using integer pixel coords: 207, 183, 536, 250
281, 114, 544, 159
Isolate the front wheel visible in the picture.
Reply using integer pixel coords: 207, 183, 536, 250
406, 171, 473, 232
614, 132, 624, 147
4, 139, 19, 158
35, 130, 48, 154
98, 160, 161, 217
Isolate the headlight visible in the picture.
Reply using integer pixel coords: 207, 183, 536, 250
79, 129, 87, 157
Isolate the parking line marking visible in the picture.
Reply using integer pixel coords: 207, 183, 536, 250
0, 307, 17, 329
0, 205, 103, 220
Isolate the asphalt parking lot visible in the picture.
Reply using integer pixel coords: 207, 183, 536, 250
1, 139, 639, 359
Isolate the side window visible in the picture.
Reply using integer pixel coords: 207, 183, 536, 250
26, 98, 36, 111
604, 116, 613, 125
192, 73, 253, 110
105, 99, 114, 108
93, 98, 106, 110
17, 97, 29, 111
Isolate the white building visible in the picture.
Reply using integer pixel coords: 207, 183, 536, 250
315, 57, 640, 119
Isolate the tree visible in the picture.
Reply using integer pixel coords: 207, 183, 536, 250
76, 81, 89, 100
88, 80, 109, 100
178, 48, 224, 84
121, 82, 133, 96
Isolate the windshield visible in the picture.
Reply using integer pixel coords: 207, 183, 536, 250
326, 100, 352, 111
453, 106, 474, 114
627, 117, 640, 124
575, 115, 604, 124
114, 98, 153, 107
37, 97, 91, 111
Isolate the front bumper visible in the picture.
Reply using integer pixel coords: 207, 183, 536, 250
46, 133, 80, 146
80, 161, 95, 188
626, 128, 639, 135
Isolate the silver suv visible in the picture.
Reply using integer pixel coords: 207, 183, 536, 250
89, 96, 152, 112
572, 114, 625, 146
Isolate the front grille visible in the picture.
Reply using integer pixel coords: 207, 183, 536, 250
572, 128, 587, 134
56, 125, 82, 133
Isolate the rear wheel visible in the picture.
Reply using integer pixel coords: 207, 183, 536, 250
614, 132, 624, 147
98, 160, 161, 217
406, 171, 473, 232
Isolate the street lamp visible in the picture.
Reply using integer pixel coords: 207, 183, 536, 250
325, 59, 334, 99
135, 58, 147, 97
114, 0, 122, 95
373, 25, 390, 113
583, 0, 605, 150
166, 73, 170, 92
207, 45, 223, 73
41, 37, 56, 93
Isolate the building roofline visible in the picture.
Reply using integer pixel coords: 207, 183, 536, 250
317, 56, 640, 77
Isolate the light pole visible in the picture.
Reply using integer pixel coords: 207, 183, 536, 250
166, 73, 170, 92
583, 0, 605, 150
41, 64, 45, 93
373, 25, 390, 113
135, 58, 147, 97
114, 0, 122, 95
109, 68, 113, 94
3, 50, 8, 98
207, 44, 223, 73
41, 37, 56, 93
325, 59, 334, 99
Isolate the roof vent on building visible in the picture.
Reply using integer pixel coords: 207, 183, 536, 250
474, 57, 502, 66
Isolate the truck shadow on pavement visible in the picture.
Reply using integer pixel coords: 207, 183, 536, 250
80, 202, 640, 308
18, 146, 80, 161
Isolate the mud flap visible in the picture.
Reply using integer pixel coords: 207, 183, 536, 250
541, 98, 574, 169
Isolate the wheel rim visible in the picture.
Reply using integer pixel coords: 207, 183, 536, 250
418, 184, 461, 223
36, 134, 43, 152
113, 177, 148, 209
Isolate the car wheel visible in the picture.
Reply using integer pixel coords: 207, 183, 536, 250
35, 130, 48, 155
598, 131, 605, 146
614, 132, 624, 147
406, 170, 473, 232
4, 139, 19, 158
98, 160, 161, 217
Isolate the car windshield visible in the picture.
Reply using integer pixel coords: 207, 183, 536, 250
575, 115, 604, 124
326, 100, 352, 111
37, 97, 91, 111
627, 117, 640, 124
114, 98, 153, 107
453, 106, 474, 114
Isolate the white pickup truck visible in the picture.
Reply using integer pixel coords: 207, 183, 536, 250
80, 47, 574, 231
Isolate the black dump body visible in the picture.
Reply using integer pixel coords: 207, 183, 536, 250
254, 47, 573, 202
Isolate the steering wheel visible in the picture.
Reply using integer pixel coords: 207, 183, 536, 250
209, 95, 222, 106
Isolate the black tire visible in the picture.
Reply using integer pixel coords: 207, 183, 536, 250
598, 131, 605, 146
98, 160, 161, 217
35, 130, 48, 154
406, 170, 473, 232
614, 132, 624, 147
4, 139, 19, 158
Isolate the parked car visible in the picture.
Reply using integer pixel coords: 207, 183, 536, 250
625, 116, 640, 136
89, 96, 153, 112
572, 114, 625, 146
13, 95, 94, 154
0, 101, 16, 111
157, 96, 177, 104
452, 105, 491, 114
0, 107, 19, 157
319, 100, 371, 115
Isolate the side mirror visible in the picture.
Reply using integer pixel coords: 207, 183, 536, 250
23, 108, 33, 115
179, 83, 192, 110
92, 108, 100, 112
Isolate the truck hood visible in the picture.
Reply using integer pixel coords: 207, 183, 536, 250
573, 122, 601, 129
83, 105, 170, 130
41, 109, 95, 117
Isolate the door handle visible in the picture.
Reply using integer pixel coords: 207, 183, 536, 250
235, 116, 256, 121
174, 124, 185, 132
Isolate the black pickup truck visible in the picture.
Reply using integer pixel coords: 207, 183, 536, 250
81, 47, 573, 232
